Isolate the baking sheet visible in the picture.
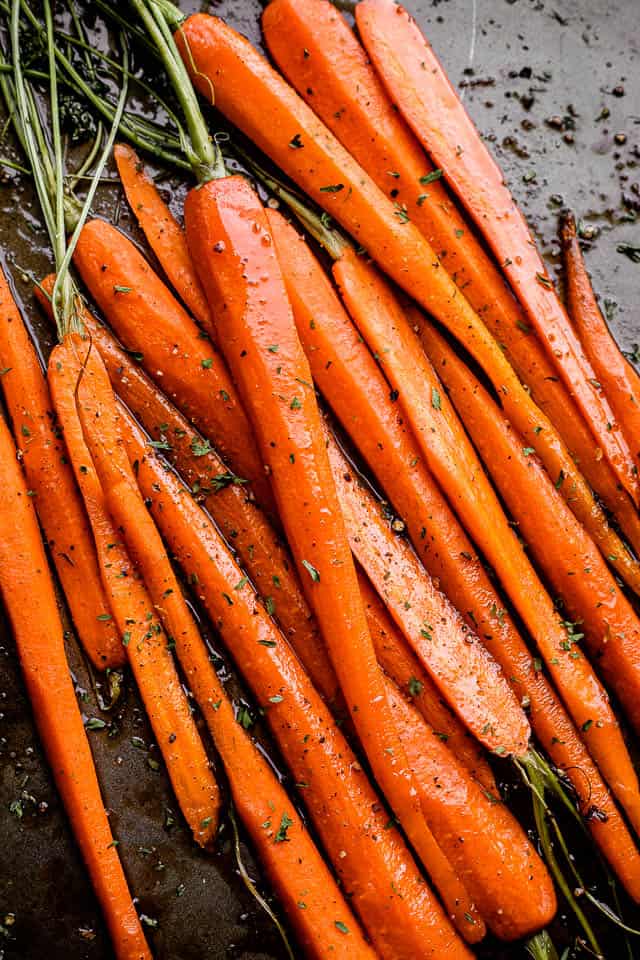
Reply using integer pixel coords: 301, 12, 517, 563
1, 0, 639, 957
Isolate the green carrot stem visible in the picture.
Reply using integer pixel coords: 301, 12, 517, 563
525, 930, 560, 960
128, 0, 224, 183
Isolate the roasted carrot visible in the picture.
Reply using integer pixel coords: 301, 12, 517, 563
326, 424, 529, 756
48, 334, 220, 847
562, 212, 640, 470
38, 272, 340, 710
262, 210, 640, 894
0, 412, 151, 960
336, 248, 640, 822
119, 403, 471, 959
175, 10, 640, 524
354, 0, 638, 504
72, 218, 275, 514
423, 316, 640, 743
76, 351, 374, 960
0, 267, 122, 670
122, 400, 555, 942
358, 569, 497, 792
262, 208, 528, 754
114, 143, 215, 336
260, 0, 640, 564
384, 679, 555, 941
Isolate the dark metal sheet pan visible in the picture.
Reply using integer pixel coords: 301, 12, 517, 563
1, 0, 639, 957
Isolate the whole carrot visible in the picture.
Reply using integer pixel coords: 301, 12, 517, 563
0, 267, 122, 670
423, 316, 640, 747
262, 209, 640, 894
48, 334, 220, 847
355, 0, 638, 504
72, 217, 275, 513
335, 248, 640, 824
38, 272, 340, 710
0, 412, 150, 960
121, 401, 555, 943
561, 212, 640, 471
358, 569, 497, 792
114, 142, 215, 336
77, 353, 375, 960
119, 401, 472, 959
174, 9, 639, 520
260, 0, 640, 564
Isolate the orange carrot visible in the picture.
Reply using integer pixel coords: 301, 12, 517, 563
76, 348, 375, 960
72, 218, 275, 513
122, 401, 555, 942
114, 143, 215, 336
38, 272, 340, 710
260, 0, 640, 565
423, 315, 640, 750
562, 212, 640, 471
355, 0, 638, 504
48, 333, 220, 847
175, 11, 639, 528
0, 268, 122, 670
326, 424, 529, 757
335, 248, 640, 824
119, 403, 473, 959
385, 679, 555, 941
262, 209, 640, 895
0, 412, 151, 960
358, 568, 496, 792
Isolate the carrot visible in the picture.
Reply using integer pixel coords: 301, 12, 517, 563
384, 678, 555, 941
38, 272, 340, 711
354, 0, 638, 505
121, 400, 555, 943
561, 212, 640, 470
358, 568, 497, 792
118, 402, 472, 959
327, 422, 529, 756
0, 267, 123, 670
422, 316, 640, 738
72, 218, 275, 514
113, 142, 215, 336
335, 248, 640, 824
175, 11, 639, 518
260, 0, 640, 569
47, 333, 220, 847
0, 413, 151, 960
74, 344, 374, 960
262, 209, 640, 894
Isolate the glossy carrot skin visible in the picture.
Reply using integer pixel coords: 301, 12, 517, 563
261, 0, 640, 571
355, 0, 637, 504
266, 209, 527, 754
562, 213, 640, 469
48, 335, 219, 848
327, 425, 529, 757
84, 382, 373, 960
423, 320, 640, 826
359, 569, 496, 792
263, 215, 640, 897
385, 680, 555, 941
73, 218, 275, 513
0, 414, 150, 960
39, 284, 340, 710
336, 250, 640, 807
114, 143, 214, 336
119, 407, 471, 960
423, 320, 640, 732
0, 270, 122, 670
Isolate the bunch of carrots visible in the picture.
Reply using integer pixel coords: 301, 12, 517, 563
1, 0, 640, 957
